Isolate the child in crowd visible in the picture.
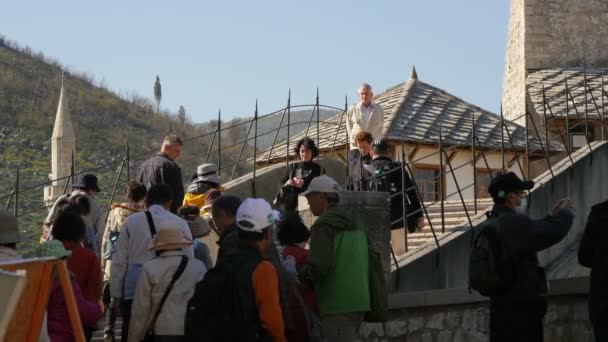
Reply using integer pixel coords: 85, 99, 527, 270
277, 214, 318, 342
35, 240, 102, 342
178, 205, 214, 270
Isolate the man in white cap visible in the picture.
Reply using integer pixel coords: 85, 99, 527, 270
189, 198, 285, 341
129, 225, 206, 341
299, 175, 371, 342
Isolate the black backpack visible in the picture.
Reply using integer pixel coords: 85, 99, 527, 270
185, 258, 266, 342
468, 212, 515, 297
369, 161, 404, 228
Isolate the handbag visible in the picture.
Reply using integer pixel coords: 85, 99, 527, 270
142, 256, 188, 342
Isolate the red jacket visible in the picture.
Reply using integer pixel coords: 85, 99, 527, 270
62, 240, 102, 302
282, 245, 318, 342
47, 278, 102, 341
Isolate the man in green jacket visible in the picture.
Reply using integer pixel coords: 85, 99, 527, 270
299, 175, 370, 342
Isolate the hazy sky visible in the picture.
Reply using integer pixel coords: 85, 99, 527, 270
1, 1, 510, 122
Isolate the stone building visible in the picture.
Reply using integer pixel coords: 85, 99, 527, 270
43, 80, 75, 205
257, 67, 560, 202
502, 0, 608, 152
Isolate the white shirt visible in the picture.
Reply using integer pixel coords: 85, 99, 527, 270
110, 204, 193, 299
128, 250, 206, 341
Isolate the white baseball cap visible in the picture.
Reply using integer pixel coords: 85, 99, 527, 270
300, 175, 342, 196
236, 198, 280, 233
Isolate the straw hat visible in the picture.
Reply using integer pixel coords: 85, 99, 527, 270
148, 226, 193, 252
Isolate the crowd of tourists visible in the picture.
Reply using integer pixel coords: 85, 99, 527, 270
1, 82, 607, 342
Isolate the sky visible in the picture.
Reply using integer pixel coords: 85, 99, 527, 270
1, 1, 510, 123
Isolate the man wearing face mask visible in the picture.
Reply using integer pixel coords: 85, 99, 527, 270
485, 172, 575, 342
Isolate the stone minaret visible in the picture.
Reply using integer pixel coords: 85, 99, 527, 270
44, 78, 75, 205
501, 0, 608, 125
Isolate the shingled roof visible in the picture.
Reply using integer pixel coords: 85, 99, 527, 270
527, 68, 608, 120
256, 67, 562, 162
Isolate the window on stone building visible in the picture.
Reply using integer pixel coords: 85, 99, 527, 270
413, 166, 440, 202
476, 169, 501, 198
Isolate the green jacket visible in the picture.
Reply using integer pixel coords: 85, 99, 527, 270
299, 206, 370, 317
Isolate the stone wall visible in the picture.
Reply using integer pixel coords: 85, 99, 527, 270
502, 0, 527, 124
501, 0, 608, 124
525, 0, 608, 69
358, 295, 593, 342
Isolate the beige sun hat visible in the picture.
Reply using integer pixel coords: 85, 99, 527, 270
148, 226, 193, 252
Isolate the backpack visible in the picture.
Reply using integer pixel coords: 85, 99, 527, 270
369, 161, 406, 229
185, 258, 266, 341
468, 212, 515, 297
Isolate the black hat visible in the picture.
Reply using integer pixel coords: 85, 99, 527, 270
488, 172, 534, 199
372, 137, 389, 152
73, 174, 101, 193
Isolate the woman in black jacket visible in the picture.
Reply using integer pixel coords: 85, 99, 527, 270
277, 137, 324, 211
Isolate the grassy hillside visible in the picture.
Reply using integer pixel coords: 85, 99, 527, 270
0, 37, 338, 254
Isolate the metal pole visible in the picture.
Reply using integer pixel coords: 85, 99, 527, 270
231, 118, 255, 180
217, 110, 222, 178
602, 74, 606, 141
542, 84, 550, 162
443, 148, 474, 231
253, 100, 258, 197
265, 105, 288, 167
439, 128, 445, 234
4, 191, 13, 213
525, 101, 530, 179
286, 90, 291, 168
345, 95, 350, 184
528, 110, 555, 179
126, 137, 130, 182
472, 112, 477, 214
402, 160, 441, 266
104, 158, 126, 226
544, 98, 574, 166
566, 79, 593, 152
14, 167, 19, 217
401, 146, 409, 254
316, 87, 320, 162
501, 104, 505, 172
584, 68, 590, 142
71, 150, 75, 189
328, 108, 347, 159
565, 77, 570, 153
204, 124, 217, 163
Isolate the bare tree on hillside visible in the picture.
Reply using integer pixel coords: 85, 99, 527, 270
178, 105, 186, 127
154, 75, 162, 114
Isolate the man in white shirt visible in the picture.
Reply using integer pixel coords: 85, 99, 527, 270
346, 83, 385, 150
110, 184, 193, 342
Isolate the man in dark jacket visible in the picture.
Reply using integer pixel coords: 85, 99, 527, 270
487, 172, 574, 342
578, 199, 608, 341
365, 138, 423, 232
138, 134, 184, 213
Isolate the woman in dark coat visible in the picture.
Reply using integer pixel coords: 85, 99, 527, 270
277, 137, 324, 211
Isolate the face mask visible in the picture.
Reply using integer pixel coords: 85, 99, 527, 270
514, 195, 528, 215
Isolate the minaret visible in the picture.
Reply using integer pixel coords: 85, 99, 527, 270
44, 76, 75, 205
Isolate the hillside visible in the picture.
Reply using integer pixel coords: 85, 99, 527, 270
0, 38, 338, 254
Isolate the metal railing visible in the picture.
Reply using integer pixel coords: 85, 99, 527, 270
3, 81, 607, 288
